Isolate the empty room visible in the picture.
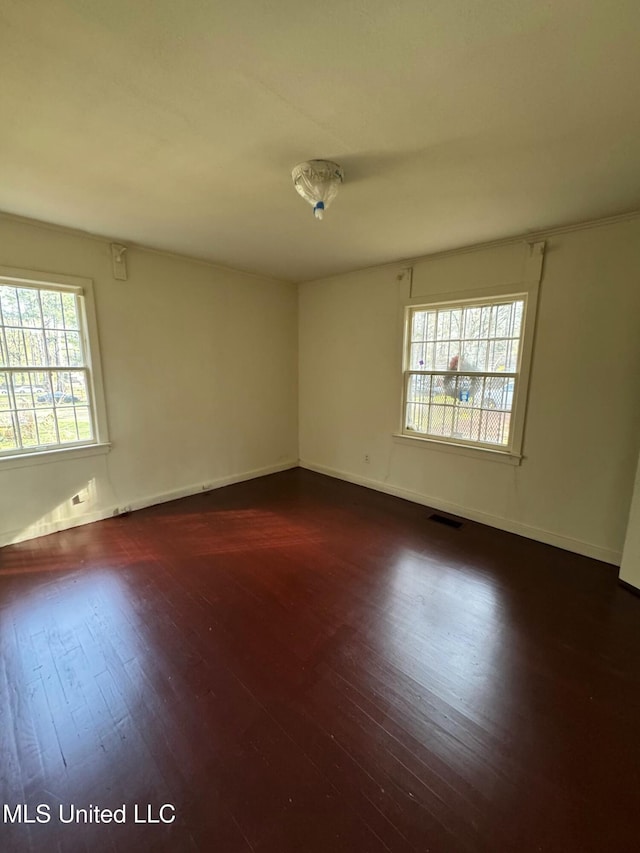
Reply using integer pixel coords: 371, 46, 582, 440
1, 2, 640, 851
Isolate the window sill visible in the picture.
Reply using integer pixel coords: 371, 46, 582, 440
0, 442, 111, 471
392, 433, 522, 465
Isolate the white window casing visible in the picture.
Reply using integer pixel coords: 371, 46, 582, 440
0, 266, 110, 465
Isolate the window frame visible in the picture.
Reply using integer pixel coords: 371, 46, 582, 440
397, 282, 539, 463
0, 265, 110, 465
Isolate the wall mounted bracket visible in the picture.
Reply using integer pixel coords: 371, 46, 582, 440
111, 244, 128, 281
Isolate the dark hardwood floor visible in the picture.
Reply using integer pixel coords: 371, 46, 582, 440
1, 468, 639, 852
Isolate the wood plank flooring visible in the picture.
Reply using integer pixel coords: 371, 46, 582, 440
1, 468, 639, 852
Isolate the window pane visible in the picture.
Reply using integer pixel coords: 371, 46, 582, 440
479, 409, 510, 445
424, 342, 435, 369
480, 306, 491, 337
513, 301, 524, 337
49, 370, 84, 402
41, 290, 64, 328
23, 329, 46, 365
426, 313, 436, 341
17, 288, 43, 328
45, 330, 69, 366
410, 342, 425, 369
411, 311, 426, 342
69, 372, 89, 404
13, 378, 35, 409
405, 402, 428, 433
17, 410, 39, 447
75, 407, 93, 441
463, 306, 482, 339
35, 409, 57, 445
426, 404, 455, 437
489, 339, 506, 371
65, 332, 83, 366
461, 341, 479, 371
434, 342, 451, 370
6, 328, 27, 365
0, 412, 17, 451
407, 374, 433, 403
56, 406, 79, 442
0, 287, 20, 326
436, 311, 450, 340
61, 293, 79, 330
32, 376, 52, 406
482, 376, 515, 412
506, 339, 520, 372
0, 373, 9, 409
495, 303, 511, 337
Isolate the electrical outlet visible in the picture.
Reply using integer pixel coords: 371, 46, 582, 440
364, 454, 370, 463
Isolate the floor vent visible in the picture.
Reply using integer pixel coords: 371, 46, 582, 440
429, 513, 464, 529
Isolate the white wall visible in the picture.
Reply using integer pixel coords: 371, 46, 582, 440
299, 218, 640, 564
3, 213, 639, 564
0, 215, 298, 546
620, 452, 640, 589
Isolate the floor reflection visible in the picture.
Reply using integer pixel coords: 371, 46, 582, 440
1, 568, 159, 810
371, 549, 511, 742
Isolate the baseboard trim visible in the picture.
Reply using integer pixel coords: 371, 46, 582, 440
299, 460, 621, 566
618, 578, 640, 597
1, 460, 298, 548
121, 460, 298, 517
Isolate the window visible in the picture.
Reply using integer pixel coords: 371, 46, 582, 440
0, 270, 107, 459
401, 294, 531, 455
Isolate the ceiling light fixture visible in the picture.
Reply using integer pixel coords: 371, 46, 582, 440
292, 159, 344, 220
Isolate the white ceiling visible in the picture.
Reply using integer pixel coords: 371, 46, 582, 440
1, 1, 639, 282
